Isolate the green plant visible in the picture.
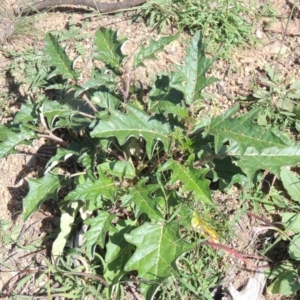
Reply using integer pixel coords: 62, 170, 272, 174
263, 167, 300, 296
140, 0, 256, 56
0, 91, 16, 118
251, 63, 300, 131
0, 9, 39, 44
51, 19, 89, 56
0, 218, 43, 299
0, 219, 21, 250
0, 249, 106, 299
2, 27, 300, 299
1, 19, 88, 103
260, 0, 278, 19
2, 46, 50, 99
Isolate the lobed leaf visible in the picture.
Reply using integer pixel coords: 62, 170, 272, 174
23, 173, 68, 221
84, 211, 118, 259
234, 146, 300, 180
93, 28, 126, 74
91, 104, 172, 158
159, 159, 212, 204
91, 90, 121, 110
44, 141, 87, 173
42, 100, 80, 129
104, 220, 136, 284
44, 33, 78, 81
75, 68, 120, 96
213, 156, 247, 191
169, 31, 219, 105
207, 105, 300, 180
133, 34, 179, 68
124, 222, 193, 299
207, 104, 293, 153
122, 179, 164, 221
13, 102, 38, 124
64, 172, 116, 206
0, 125, 36, 159
148, 75, 186, 116
99, 161, 136, 179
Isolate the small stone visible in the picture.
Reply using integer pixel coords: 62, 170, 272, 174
256, 29, 263, 39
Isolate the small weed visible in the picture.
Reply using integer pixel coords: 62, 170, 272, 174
159, 247, 221, 299
249, 63, 300, 132
1, 19, 90, 104
141, 0, 257, 56
0, 219, 21, 249
0, 91, 15, 118
3, 47, 47, 94
0, 8, 41, 44
51, 19, 89, 56
260, 1, 278, 19
263, 194, 300, 295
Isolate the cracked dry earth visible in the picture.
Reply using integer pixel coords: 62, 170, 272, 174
0, 0, 300, 299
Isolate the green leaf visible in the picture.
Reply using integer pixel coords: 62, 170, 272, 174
235, 146, 300, 180
91, 90, 121, 110
44, 33, 78, 81
207, 104, 292, 153
93, 28, 126, 73
99, 161, 136, 179
169, 31, 218, 105
75, 68, 120, 96
133, 34, 178, 68
13, 102, 38, 124
289, 81, 300, 99
84, 211, 118, 259
148, 75, 186, 116
265, 262, 294, 279
122, 179, 164, 221
206, 105, 300, 180
280, 167, 300, 203
282, 212, 300, 234
265, 62, 279, 82
62, 92, 95, 115
55, 115, 91, 130
267, 270, 300, 295
91, 104, 172, 158
42, 100, 79, 129
77, 150, 101, 170
213, 157, 247, 191
277, 97, 294, 112
23, 173, 67, 221
45, 141, 85, 173
104, 220, 136, 284
105, 220, 136, 264
159, 159, 212, 204
289, 234, 300, 260
124, 222, 193, 299
64, 170, 116, 205
15, 274, 36, 293
40, 98, 92, 130
0, 125, 36, 159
